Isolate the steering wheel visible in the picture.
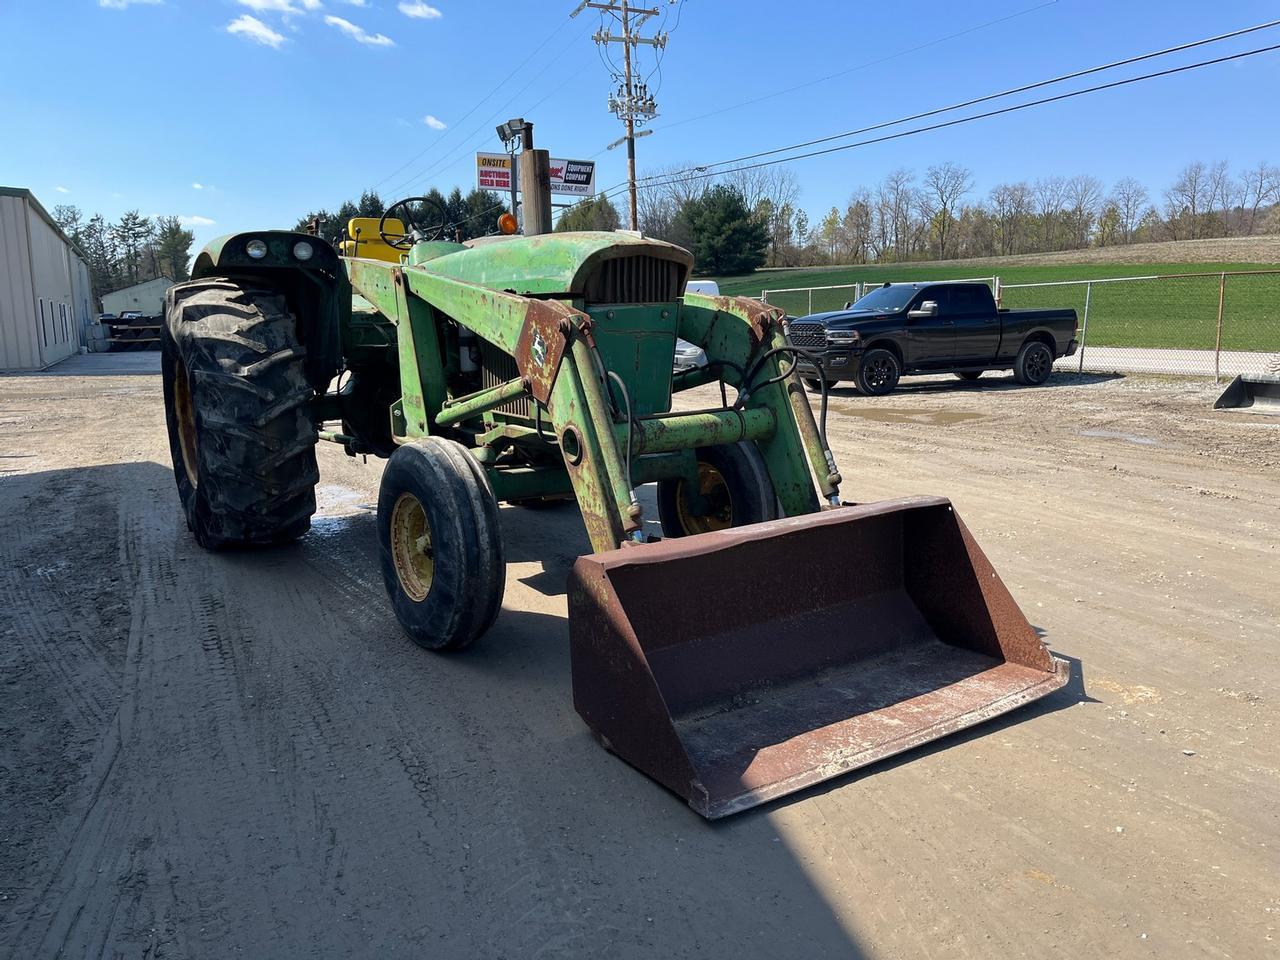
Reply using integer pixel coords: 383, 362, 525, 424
380, 196, 448, 249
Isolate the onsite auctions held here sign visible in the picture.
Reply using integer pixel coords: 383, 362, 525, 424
475, 153, 597, 197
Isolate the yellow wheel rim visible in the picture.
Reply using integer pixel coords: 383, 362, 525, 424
675, 462, 734, 535
390, 492, 434, 601
173, 361, 199, 487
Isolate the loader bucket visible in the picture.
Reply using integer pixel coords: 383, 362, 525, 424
1214, 374, 1280, 415
568, 495, 1069, 818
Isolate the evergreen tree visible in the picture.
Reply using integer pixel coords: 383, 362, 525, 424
112, 210, 152, 284
153, 216, 195, 281
555, 195, 621, 233
674, 185, 769, 276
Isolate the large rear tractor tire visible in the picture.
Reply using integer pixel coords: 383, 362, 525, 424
377, 438, 505, 651
162, 278, 319, 549
656, 442, 779, 538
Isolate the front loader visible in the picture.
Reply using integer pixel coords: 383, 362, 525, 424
161, 197, 1068, 818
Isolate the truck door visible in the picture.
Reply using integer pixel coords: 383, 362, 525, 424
949, 285, 1001, 363
905, 287, 955, 366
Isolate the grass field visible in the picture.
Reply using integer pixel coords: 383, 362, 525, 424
715, 261, 1280, 352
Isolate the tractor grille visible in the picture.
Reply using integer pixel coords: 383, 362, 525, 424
583, 255, 684, 304
787, 322, 827, 350
479, 339, 533, 420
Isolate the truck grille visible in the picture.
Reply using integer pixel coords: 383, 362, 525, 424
583, 255, 684, 304
787, 322, 827, 350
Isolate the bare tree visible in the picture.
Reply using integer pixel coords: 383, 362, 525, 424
988, 182, 1031, 255
1164, 161, 1209, 240
1062, 174, 1102, 248
635, 163, 707, 245
1108, 177, 1148, 244
722, 166, 800, 218
1205, 160, 1235, 236
923, 162, 973, 260
876, 168, 917, 262
1238, 161, 1280, 235
839, 189, 873, 263
1031, 176, 1066, 251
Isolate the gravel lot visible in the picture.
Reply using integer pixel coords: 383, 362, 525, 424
1, 355, 1276, 958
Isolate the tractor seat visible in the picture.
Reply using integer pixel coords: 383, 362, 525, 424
339, 217, 407, 263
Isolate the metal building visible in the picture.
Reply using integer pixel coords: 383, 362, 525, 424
0, 187, 94, 371
101, 277, 175, 318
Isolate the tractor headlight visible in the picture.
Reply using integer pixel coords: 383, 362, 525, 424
293, 241, 314, 261
246, 239, 268, 260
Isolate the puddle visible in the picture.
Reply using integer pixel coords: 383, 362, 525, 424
836, 406, 985, 426
315, 484, 375, 514
308, 512, 375, 540
310, 484, 376, 539
1080, 429, 1159, 446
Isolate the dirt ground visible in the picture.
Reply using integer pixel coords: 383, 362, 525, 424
1, 355, 1276, 959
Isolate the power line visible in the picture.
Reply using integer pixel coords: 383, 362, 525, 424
657, 18, 1280, 182
369, 18, 574, 193
382, 27, 592, 199
575, 38, 1280, 212
652, 0, 1060, 134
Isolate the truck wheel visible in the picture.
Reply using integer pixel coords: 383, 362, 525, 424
855, 348, 901, 396
656, 441, 778, 538
802, 377, 836, 393
162, 278, 318, 549
955, 371, 982, 381
1014, 341, 1054, 386
377, 437, 505, 651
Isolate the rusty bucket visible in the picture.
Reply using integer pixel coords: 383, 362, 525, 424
568, 496, 1069, 818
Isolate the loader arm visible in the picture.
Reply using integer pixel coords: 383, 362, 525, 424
346, 259, 841, 553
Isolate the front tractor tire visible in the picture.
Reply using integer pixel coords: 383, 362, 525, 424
656, 442, 779, 538
377, 438, 506, 652
162, 278, 319, 549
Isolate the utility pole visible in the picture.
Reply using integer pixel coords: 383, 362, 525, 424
574, 0, 666, 231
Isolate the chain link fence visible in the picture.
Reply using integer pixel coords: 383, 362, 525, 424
763, 270, 1280, 379
999, 271, 1280, 378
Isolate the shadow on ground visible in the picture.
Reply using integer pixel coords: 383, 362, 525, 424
2, 461, 870, 959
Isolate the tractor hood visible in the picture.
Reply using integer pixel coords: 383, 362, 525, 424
420, 231, 694, 302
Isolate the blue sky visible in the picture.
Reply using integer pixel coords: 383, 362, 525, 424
2, 0, 1277, 250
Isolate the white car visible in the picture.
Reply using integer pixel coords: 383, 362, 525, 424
675, 280, 718, 371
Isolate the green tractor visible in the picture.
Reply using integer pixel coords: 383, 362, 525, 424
162, 198, 1067, 818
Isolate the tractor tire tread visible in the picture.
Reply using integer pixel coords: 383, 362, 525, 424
163, 276, 318, 549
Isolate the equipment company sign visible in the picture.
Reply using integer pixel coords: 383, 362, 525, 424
475, 153, 597, 197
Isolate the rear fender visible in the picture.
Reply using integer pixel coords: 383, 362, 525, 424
191, 232, 349, 391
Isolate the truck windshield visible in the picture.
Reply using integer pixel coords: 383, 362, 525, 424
850, 285, 920, 312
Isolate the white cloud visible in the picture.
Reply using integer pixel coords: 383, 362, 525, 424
191, 182, 204, 190
235, 0, 320, 13
423, 114, 446, 130
398, 2, 441, 19
55, 186, 70, 194
325, 15, 394, 46
99, 0, 162, 9
343, 0, 369, 5
227, 14, 287, 48
179, 215, 216, 227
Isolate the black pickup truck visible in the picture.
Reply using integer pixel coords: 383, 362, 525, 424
789, 282, 1078, 395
